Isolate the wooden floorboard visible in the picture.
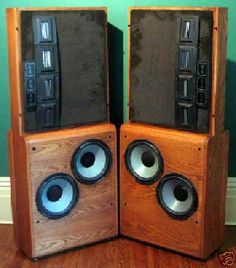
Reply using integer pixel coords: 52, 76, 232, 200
0, 225, 235, 267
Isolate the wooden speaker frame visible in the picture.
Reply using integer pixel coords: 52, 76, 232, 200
8, 123, 118, 258
120, 122, 229, 259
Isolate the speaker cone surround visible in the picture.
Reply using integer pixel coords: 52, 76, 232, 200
157, 173, 198, 220
71, 139, 112, 184
125, 140, 164, 184
36, 173, 79, 219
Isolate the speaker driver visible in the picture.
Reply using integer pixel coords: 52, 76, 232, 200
157, 173, 198, 220
36, 173, 79, 219
71, 139, 112, 184
125, 140, 163, 184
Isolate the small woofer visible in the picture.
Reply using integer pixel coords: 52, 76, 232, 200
125, 140, 163, 184
71, 139, 112, 184
36, 173, 79, 219
156, 173, 198, 220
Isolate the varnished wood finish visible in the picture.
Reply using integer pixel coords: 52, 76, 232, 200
7, 131, 19, 247
7, 7, 116, 259
210, 8, 228, 136
202, 130, 229, 258
7, 8, 23, 136
127, 7, 227, 136
8, 131, 33, 256
0, 224, 235, 267
120, 122, 229, 259
9, 123, 118, 258
7, 7, 110, 135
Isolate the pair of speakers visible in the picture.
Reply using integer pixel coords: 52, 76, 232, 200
7, 7, 228, 260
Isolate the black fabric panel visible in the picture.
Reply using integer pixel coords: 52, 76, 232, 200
130, 10, 177, 127
21, 10, 108, 132
130, 10, 213, 133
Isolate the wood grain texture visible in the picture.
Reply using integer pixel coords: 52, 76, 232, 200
7, 131, 19, 245
128, 7, 223, 11
7, 8, 23, 136
201, 130, 229, 258
120, 123, 229, 259
127, 7, 228, 136
17, 7, 108, 12
0, 224, 235, 267
8, 130, 33, 257
9, 123, 118, 258
209, 8, 228, 136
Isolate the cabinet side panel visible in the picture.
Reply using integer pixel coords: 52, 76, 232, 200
210, 8, 228, 135
202, 130, 229, 258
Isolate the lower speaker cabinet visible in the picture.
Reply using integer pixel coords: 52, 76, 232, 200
8, 123, 118, 258
120, 123, 229, 259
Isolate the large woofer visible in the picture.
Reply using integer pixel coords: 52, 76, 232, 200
125, 140, 163, 184
71, 139, 112, 184
157, 174, 198, 220
36, 173, 79, 219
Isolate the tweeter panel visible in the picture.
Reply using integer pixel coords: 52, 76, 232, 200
7, 8, 109, 133
120, 122, 229, 259
9, 123, 118, 258
129, 7, 227, 134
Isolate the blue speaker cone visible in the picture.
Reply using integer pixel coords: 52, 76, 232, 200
36, 173, 79, 219
71, 139, 112, 184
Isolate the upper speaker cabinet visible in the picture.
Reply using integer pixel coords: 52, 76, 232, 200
7, 8, 109, 134
128, 7, 227, 135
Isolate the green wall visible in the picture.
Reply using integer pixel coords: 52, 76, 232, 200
0, 0, 235, 176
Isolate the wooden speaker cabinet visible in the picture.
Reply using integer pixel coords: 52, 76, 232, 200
120, 123, 229, 259
7, 7, 118, 259
120, 7, 229, 259
8, 123, 118, 258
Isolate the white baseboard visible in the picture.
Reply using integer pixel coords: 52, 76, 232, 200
225, 177, 236, 225
0, 177, 13, 224
0, 177, 236, 225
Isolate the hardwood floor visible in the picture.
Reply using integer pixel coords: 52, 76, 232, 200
0, 225, 235, 268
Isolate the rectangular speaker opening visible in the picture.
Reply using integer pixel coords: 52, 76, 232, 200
178, 46, 197, 73
197, 61, 208, 77
26, 91, 37, 107
42, 50, 52, 69
197, 91, 208, 108
177, 75, 195, 101
40, 21, 50, 40
180, 16, 199, 44
24, 62, 36, 77
37, 102, 59, 129
26, 78, 36, 90
197, 77, 207, 90
180, 49, 190, 69
33, 16, 56, 44
176, 102, 196, 128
